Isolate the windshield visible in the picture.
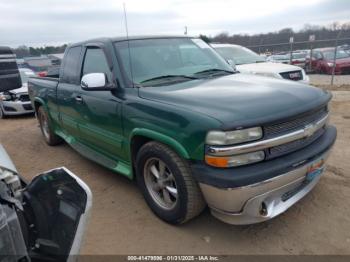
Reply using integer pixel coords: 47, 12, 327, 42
292, 53, 306, 59
323, 50, 350, 60
272, 55, 289, 60
214, 46, 265, 65
114, 38, 233, 86
19, 70, 35, 83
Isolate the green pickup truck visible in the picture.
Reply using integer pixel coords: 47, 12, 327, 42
28, 36, 337, 225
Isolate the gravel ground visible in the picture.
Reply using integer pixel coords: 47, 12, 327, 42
0, 90, 349, 255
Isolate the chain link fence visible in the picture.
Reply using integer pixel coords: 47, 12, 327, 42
246, 36, 350, 86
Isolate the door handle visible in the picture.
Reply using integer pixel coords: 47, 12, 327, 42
75, 96, 83, 104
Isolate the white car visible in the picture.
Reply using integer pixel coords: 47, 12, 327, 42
212, 43, 309, 84
0, 68, 35, 118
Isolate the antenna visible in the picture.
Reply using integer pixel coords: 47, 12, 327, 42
123, 2, 134, 88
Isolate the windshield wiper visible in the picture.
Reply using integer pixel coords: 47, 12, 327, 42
192, 68, 235, 77
140, 75, 198, 85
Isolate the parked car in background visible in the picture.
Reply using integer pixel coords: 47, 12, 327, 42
37, 70, 48, 77
290, 52, 307, 68
306, 47, 350, 74
0, 68, 35, 118
29, 36, 336, 225
23, 56, 52, 73
212, 44, 309, 83
266, 52, 307, 68
36, 66, 61, 78
0, 144, 92, 261
339, 44, 350, 54
266, 53, 290, 64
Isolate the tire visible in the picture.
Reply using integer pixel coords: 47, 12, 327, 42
37, 106, 63, 146
0, 107, 5, 119
136, 141, 206, 224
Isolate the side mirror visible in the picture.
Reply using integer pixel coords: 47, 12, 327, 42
81, 73, 115, 91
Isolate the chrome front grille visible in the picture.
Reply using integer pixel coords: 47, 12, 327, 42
263, 107, 328, 138
280, 70, 303, 81
18, 94, 30, 102
267, 127, 325, 159
206, 105, 329, 165
263, 107, 328, 159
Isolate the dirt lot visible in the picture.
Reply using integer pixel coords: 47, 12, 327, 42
0, 90, 350, 255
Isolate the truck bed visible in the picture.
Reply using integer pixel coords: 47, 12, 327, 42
28, 76, 59, 105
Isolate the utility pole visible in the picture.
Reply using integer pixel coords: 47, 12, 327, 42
309, 34, 315, 73
331, 30, 342, 86
289, 36, 294, 65
184, 26, 188, 35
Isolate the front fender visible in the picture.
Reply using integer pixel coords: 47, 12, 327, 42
130, 128, 190, 159
33, 97, 48, 113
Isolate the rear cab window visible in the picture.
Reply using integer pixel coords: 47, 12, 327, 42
61, 46, 82, 84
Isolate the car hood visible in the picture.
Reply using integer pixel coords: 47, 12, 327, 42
0, 144, 18, 174
236, 62, 302, 74
139, 74, 331, 129
8, 83, 28, 95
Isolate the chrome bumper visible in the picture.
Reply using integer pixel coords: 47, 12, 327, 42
199, 149, 331, 225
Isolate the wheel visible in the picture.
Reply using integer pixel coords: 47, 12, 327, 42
37, 106, 63, 146
0, 107, 5, 119
136, 141, 206, 224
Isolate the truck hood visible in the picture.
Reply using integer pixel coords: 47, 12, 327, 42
236, 62, 302, 74
0, 144, 18, 174
138, 74, 330, 129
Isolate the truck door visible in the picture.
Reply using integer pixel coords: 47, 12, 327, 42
76, 45, 124, 160
56, 46, 83, 140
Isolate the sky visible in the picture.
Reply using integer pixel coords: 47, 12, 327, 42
0, 0, 350, 47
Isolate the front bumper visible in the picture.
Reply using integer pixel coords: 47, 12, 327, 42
298, 75, 309, 84
200, 150, 330, 225
1, 100, 34, 115
192, 125, 336, 225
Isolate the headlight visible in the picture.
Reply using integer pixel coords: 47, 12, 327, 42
205, 151, 265, 168
327, 62, 334, 67
0, 94, 12, 101
206, 127, 262, 146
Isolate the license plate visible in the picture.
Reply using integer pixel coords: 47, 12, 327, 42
282, 158, 325, 201
306, 159, 325, 181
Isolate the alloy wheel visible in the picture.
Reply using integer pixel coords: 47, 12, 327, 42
144, 158, 178, 210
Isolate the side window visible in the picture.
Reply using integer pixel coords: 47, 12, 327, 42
61, 46, 82, 84
82, 48, 112, 83
313, 51, 322, 60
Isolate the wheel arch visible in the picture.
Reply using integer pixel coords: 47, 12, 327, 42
129, 128, 190, 170
33, 97, 47, 114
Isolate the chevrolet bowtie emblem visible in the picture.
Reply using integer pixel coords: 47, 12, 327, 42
304, 123, 316, 137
